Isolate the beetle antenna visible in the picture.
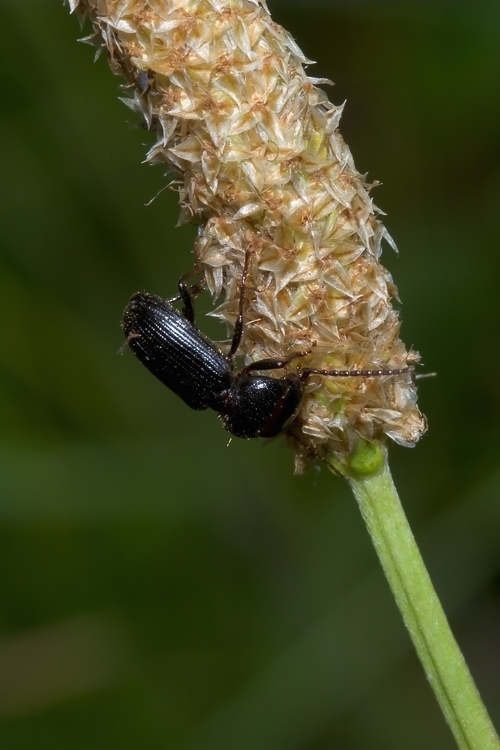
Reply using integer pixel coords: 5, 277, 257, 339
300, 365, 414, 381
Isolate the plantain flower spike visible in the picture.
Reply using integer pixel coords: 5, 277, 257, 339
68, 0, 426, 470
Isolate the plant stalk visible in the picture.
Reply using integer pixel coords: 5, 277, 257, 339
327, 442, 500, 750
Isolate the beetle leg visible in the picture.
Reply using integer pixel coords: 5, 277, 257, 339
226, 250, 252, 361
240, 350, 310, 375
166, 274, 206, 324
177, 278, 196, 324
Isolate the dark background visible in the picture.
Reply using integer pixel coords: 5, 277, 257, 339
0, 1, 499, 748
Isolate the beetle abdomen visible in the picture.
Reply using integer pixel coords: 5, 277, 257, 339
122, 292, 231, 411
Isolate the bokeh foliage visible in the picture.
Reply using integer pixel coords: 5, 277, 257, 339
0, 2, 499, 748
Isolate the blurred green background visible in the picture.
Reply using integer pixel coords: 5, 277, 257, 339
0, 1, 499, 748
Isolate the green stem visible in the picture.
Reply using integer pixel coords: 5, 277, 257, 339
327, 441, 500, 750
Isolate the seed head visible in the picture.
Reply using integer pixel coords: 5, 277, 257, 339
68, 0, 427, 469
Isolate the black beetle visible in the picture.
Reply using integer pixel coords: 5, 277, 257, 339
121, 254, 413, 439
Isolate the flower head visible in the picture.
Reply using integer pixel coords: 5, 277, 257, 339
69, 0, 426, 469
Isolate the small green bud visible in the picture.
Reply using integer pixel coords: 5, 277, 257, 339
347, 440, 386, 478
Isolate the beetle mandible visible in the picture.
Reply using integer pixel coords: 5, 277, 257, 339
121, 252, 413, 439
